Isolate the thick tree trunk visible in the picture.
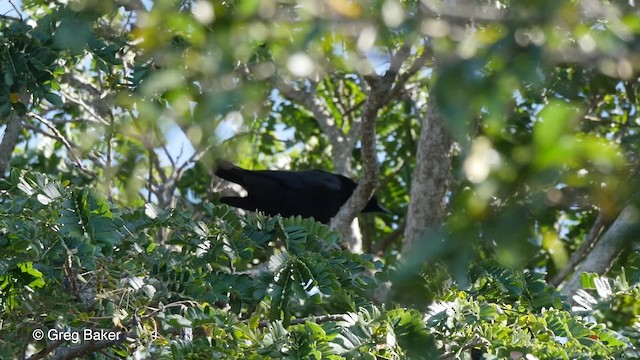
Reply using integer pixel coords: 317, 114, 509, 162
401, 90, 452, 255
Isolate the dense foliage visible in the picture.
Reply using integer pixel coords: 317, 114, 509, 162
2, 169, 638, 359
3, 0, 640, 359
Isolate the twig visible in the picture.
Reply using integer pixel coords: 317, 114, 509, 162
140, 300, 202, 320
147, 152, 154, 203
98, 349, 121, 360
0, 14, 22, 22
27, 113, 95, 176
388, 40, 431, 101
46, 333, 130, 360
374, 217, 407, 254
63, 93, 110, 125
275, 77, 357, 176
174, 144, 213, 181
8, 0, 22, 21
27, 301, 199, 360
421, 0, 505, 23
550, 211, 609, 287
222, 131, 296, 146
161, 143, 177, 173
26, 340, 65, 360
438, 339, 486, 360
275, 79, 342, 143
106, 113, 115, 200
256, 313, 351, 328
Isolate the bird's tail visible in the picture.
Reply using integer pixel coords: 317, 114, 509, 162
215, 159, 246, 185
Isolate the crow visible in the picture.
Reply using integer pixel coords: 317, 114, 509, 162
215, 160, 390, 224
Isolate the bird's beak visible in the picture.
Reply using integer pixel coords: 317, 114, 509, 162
374, 203, 392, 215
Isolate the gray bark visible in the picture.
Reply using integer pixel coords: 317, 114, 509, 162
401, 88, 453, 255
329, 43, 414, 240
0, 110, 24, 176
561, 205, 640, 297
329, 76, 388, 240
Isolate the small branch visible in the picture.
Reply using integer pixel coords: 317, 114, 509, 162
549, 211, 609, 287
26, 340, 65, 360
63, 93, 110, 125
161, 143, 177, 175
420, 0, 506, 23
46, 333, 130, 360
388, 40, 431, 101
222, 131, 297, 147
275, 79, 342, 142
256, 313, 351, 328
342, 99, 365, 119
149, 148, 168, 184
174, 144, 213, 181
385, 42, 412, 81
0, 14, 22, 22
330, 38, 424, 240
276, 77, 355, 175
61, 74, 102, 97
8, 0, 22, 21
140, 300, 202, 321
147, 152, 154, 203
438, 339, 486, 360
27, 113, 95, 177
106, 113, 115, 200
27, 301, 198, 360
374, 217, 407, 254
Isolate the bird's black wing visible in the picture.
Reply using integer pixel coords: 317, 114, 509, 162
216, 160, 347, 192
253, 170, 345, 192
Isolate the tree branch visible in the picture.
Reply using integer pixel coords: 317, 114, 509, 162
438, 339, 486, 360
62, 93, 110, 125
329, 71, 398, 239
561, 204, 640, 298
275, 79, 341, 143
549, 211, 610, 287
388, 40, 431, 101
374, 217, 407, 254
28, 300, 199, 360
256, 313, 351, 328
39, 333, 129, 360
0, 110, 23, 176
0, 14, 22, 22
421, 0, 505, 23
7, 0, 22, 20
26, 340, 65, 360
27, 113, 95, 177
275, 78, 353, 175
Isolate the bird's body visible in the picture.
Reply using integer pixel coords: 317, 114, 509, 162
215, 160, 389, 223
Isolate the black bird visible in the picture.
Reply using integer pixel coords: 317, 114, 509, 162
215, 160, 390, 224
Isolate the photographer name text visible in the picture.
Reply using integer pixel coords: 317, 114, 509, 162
32, 328, 123, 343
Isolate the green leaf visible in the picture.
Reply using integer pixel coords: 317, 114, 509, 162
44, 93, 63, 106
